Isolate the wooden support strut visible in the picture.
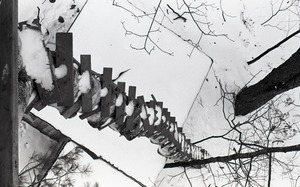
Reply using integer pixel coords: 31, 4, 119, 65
115, 82, 126, 127
56, 33, 74, 107
80, 55, 92, 113
0, 0, 19, 186
100, 68, 113, 118
125, 86, 136, 131
136, 96, 150, 136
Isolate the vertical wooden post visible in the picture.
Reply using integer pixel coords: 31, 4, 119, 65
100, 68, 113, 118
115, 82, 126, 125
0, 0, 19, 186
125, 86, 136, 130
80, 55, 92, 113
56, 33, 74, 107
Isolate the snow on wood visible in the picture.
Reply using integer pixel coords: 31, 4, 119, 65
78, 71, 91, 94
146, 106, 155, 125
116, 93, 124, 107
154, 105, 162, 126
19, 29, 53, 90
25, 0, 88, 50
140, 104, 147, 119
54, 64, 68, 79
125, 101, 134, 116
100, 87, 108, 97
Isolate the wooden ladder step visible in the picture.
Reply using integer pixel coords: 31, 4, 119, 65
56, 33, 74, 107
125, 86, 136, 131
100, 68, 113, 118
115, 82, 126, 126
80, 55, 92, 113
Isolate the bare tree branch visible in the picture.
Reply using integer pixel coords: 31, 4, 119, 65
164, 143, 300, 168
247, 28, 300, 65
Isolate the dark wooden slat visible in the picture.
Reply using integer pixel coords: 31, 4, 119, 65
100, 68, 112, 118
146, 101, 155, 136
56, 33, 74, 107
125, 86, 136, 131
169, 117, 176, 142
80, 55, 92, 113
156, 110, 170, 144
115, 82, 126, 126
137, 96, 153, 138
61, 100, 82, 118
136, 96, 148, 135
185, 139, 192, 158
0, 1, 18, 186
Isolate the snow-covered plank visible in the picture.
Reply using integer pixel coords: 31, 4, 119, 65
100, 68, 112, 118
150, 102, 164, 144
80, 55, 92, 113
156, 109, 170, 144
125, 86, 136, 131
26, 94, 44, 113
115, 82, 126, 126
56, 33, 74, 107
146, 101, 155, 136
136, 96, 150, 136
36, 49, 61, 106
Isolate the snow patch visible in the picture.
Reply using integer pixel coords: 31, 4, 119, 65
54, 64, 68, 79
27, 91, 37, 107
116, 93, 123, 107
154, 106, 162, 126
78, 71, 91, 94
103, 118, 113, 126
100, 87, 108, 97
125, 101, 134, 116
146, 106, 155, 125
140, 105, 148, 119
19, 29, 54, 90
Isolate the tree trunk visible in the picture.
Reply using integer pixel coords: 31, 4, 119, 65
234, 47, 300, 116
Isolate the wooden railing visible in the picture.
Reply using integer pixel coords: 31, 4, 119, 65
26, 33, 207, 161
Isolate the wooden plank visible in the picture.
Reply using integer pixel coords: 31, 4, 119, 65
169, 117, 176, 142
0, 1, 18, 186
125, 86, 136, 130
80, 55, 92, 113
36, 49, 61, 105
146, 101, 155, 136
115, 82, 126, 126
154, 102, 163, 133
137, 96, 153, 138
56, 33, 74, 107
61, 100, 82, 118
100, 68, 112, 118
136, 96, 149, 136
157, 110, 170, 144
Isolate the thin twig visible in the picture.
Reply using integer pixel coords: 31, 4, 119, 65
247, 28, 300, 65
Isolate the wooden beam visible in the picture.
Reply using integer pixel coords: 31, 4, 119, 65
125, 86, 136, 130
100, 68, 112, 118
115, 82, 126, 126
56, 33, 74, 107
0, 0, 19, 186
80, 55, 92, 113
